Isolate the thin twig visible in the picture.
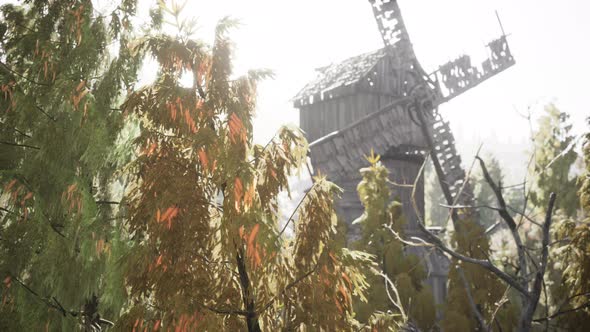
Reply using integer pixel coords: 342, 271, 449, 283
277, 182, 317, 238
259, 259, 321, 314
0, 141, 40, 150
458, 267, 487, 330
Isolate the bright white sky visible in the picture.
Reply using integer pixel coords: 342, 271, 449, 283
164, 0, 590, 178
93, 0, 589, 182
84, 0, 590, 226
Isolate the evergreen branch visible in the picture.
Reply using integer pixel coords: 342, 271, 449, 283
0, 140, 40, 150
11, 275, 75, 317
0, 122, 31, 138
0, 205, 65, 238
0, 61, 50, 86
35, 105, 57, 122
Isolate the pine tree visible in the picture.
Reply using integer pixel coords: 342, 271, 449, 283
112, 4, 373, 331
544, 118, 590, 330
0, 0, 143, 330
440, 215, 520, 331
530, 104, 579, 216
352, 152, 435, 331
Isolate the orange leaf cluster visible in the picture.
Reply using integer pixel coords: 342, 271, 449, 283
233, 177, 243, 212
71, 80, 89, 114
33, 39, 57, 82
4, 179, 34, 222
3, 276, 11, 289
1, 81, 15, 112
166, 100, 178, 121
245, 224, 262, 268
228, 113, 246, 144
156, 206, 180, 229
69, 5, 85, 44
243, 183, 255, 211
146, 142, 158, 157
62, 183, 83, 215
197, 149, 209, 170
95, 239, 111, 257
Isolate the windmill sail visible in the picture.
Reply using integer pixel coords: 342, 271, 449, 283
431, 35, 515, 104
369, 0, 415, 54
369, 1, 515, 213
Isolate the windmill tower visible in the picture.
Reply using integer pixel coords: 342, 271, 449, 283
293, 0, 515, 306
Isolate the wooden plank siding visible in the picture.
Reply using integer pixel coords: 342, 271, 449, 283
299, 57, 405, 144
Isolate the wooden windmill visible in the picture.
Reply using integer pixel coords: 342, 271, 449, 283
293, 0, 515, 305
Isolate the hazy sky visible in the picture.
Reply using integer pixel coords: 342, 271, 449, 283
89, 0, 589, 182
166, 0, 589, 177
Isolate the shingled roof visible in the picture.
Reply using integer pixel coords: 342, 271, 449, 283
293, 48, 387, 107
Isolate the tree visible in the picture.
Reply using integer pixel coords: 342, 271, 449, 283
539, 118, 590, 331
112, 5, 374, 331
0, 0, 142, 330
420, 155, 558, 331
530, 104, 579, 216
353, 153, 435, 331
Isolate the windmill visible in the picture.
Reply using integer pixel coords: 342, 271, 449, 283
293, 0, 514, 305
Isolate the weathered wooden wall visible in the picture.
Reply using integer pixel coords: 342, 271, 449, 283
296, 53, 449, 309
300, 57, 402, 143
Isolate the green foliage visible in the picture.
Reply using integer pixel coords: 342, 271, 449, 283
352, 154, 435, 331
441, 218, 519, 331
114, 5, 371, 331
530, 104, 579, 216
0, 0, 142, 330
544, 119, 590, 330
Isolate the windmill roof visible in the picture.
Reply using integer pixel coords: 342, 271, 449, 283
293, 48, 387, 106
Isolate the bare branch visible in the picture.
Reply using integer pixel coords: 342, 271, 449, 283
532, 302, 590, 323
416, 220, 529, 296
378, 270, 407, 320
477, 156, 528, 292
458, 267, 487, 330
259, 257, 321, 314
0, 140, 40, 150
520, 193, 556, 329
35, 105, 57, 122
203, 305, 249, 316
0, 122, 31, 138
